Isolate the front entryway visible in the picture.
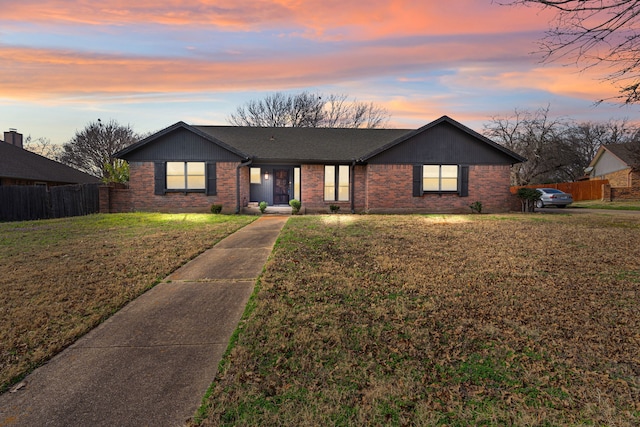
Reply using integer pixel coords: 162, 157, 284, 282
273, 169, 290, 205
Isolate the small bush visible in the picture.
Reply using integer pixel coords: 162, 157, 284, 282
210, 204, 223, 214
289, 199, 301, 214
469, 201, 482, 214
259, 201, 268, 213
516, 188, 541, 212
329, 204, 340, 213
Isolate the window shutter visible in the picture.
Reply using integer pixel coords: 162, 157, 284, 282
412, 165, 422, 197
206, 162, 217, 195
460, 165, 469, 197
154, 162, 166, 195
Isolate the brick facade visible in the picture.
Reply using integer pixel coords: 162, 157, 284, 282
602, 168, 633, 187
599, 169, 640, 201
103, 161, 241, 213
103, 162, 515, 214
364, 164, 512, 213
293, 163, 514, 214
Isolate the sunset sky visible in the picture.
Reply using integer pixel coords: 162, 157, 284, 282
1, 0, 637, 146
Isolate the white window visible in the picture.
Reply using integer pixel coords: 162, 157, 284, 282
324, 165, 349, 201
294, 167, 301, 200
167, 162, 205, 190
250, 167, 261, 184
423, 165, 458, 192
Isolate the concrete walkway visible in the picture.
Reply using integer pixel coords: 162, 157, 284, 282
0, 216, 288, 427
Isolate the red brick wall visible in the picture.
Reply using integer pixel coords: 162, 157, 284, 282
364, 164, 513, 213
111, 161, 240, 213
299, 163, 513, 213
107, 162, 515, 214
299, 164, 367, 213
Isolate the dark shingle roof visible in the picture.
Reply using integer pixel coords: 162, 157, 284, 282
193, 126, 412, 162
0, 141, 100, 184
603, 143, 640, 168
116, 116, 525, 165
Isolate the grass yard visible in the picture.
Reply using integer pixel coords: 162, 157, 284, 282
571, 200, 640, 210
0, 213, 255, 391
195, 213, 640, 426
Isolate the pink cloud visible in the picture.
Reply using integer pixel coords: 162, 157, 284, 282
0, 37, 540, 100
3, 0, 554, 38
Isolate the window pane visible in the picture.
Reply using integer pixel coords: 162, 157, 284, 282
423, 165, 439, 178
423, 177, 439, 191
187, 162, 205, 189
441, 165, 458, 178
188, 175, 205, 189
441, 165, 458, 191
188, 162, 205, 175
441, 178, 457, 191
166, 162, 185, 189
167, 162, 184, 175
324, 165, 335, 201
294, 167, 301, 200
167, 176, 184, 189
338, 165, 349, 201
250, 167, 261, 184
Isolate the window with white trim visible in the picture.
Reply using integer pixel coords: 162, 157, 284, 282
166, 162, 205, 190
324, 165, 349, 201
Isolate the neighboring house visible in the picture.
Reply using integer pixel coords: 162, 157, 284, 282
0, 130, 100, 186
588, 143, 640, 187
114, 115, 525, 214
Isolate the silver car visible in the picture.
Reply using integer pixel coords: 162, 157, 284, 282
536, 188, 573, 208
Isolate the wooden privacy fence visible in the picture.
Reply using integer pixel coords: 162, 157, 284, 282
0, 184, 100, 222
510, 179, 608, 201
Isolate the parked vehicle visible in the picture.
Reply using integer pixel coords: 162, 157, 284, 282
536, 188, 573, 208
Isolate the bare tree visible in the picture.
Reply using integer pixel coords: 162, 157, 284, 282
563, 119, 638, 179
484, 106, 571, 185
58, 119, 139, 180
23, 135, 61, 160
503, 0, 640, 103
485, 106, 640, 184
228, 91, 389, 128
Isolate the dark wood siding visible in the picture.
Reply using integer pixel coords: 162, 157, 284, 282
123, 128, 244, 162
368, 122, 516, 165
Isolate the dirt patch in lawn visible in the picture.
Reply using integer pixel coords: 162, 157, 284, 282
196, 213, 640, 426
0, 213, 254, 391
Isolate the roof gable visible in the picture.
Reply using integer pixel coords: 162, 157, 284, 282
589, 143, 639, 175
0, 142, 100, 184
361, 116, 526, 164
115, 122, 250, 162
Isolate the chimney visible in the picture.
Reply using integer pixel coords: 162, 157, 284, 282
4, 129, 23, 149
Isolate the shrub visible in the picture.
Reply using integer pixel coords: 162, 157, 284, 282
516, 188, 541, 212
289, 199, 301, 214
259, 201, 268, 213
329, 204, 340, 213
210, 204, 223, 214
469, 201, 483, 214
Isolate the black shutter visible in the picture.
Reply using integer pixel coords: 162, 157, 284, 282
154, 162, 166, 195
413, 165, 423, 197
206, 162, 217, 195
460, 165, 469, 197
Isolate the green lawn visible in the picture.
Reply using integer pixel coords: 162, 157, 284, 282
571, 200, 640, 210
194, 214, 640, 427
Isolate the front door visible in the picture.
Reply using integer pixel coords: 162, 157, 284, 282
273, 169, 290, 205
